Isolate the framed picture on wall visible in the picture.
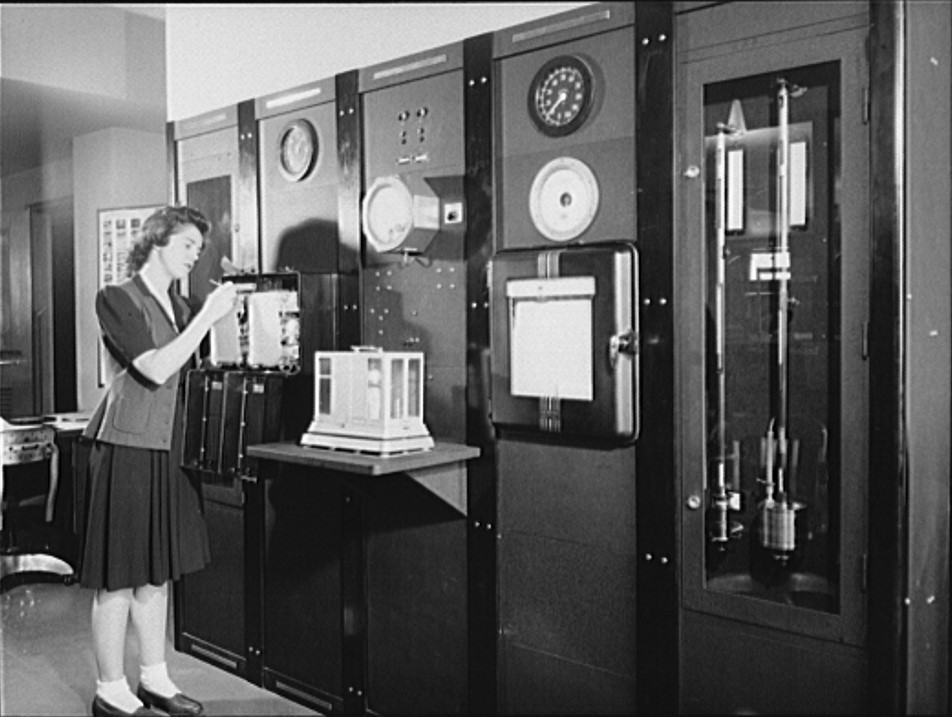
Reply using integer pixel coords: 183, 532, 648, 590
96, 205, 162, 386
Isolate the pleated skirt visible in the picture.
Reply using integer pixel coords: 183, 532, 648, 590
77, 405, 211, 592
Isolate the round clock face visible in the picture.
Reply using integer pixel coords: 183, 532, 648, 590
528, 55, 595, 137
278, 119, 318, 182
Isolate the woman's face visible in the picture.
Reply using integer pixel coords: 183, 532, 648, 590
156, 223, 204, 280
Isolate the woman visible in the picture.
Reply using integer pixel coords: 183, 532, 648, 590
79, 206, 238, 717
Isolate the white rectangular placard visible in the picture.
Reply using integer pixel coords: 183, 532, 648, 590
507, 276, 595, 401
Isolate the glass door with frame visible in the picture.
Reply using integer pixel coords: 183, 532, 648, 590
679, 27, 869, 647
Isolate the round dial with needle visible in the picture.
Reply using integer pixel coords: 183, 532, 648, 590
528, 55, 595, 137
278, 119, 318, 182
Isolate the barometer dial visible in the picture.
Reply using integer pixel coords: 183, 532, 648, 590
279, 119, 318, 182
528, 55, 595, 137
529, 156, 600, 242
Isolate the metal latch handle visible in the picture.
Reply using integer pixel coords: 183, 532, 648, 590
609, 329, 636, 369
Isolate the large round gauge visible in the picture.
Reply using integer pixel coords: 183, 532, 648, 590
278, 119, 318, 182
528, 55, 596, 137
362, 175, 415, 253
529, 156, 600, 242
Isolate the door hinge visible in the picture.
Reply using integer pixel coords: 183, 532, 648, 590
862, 320, 870, 360
863, 86, 870, 125
861, 553, 868, 593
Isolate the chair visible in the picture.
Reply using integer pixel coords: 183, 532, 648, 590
1, 417, 74, 592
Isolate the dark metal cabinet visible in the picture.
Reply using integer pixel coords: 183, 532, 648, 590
260, 463, 344, 714
490, 4, 673, 714
174, 370, 285, 682
354, 44, 474, 716
675, 3, 871, 713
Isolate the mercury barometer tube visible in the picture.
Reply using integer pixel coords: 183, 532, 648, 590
757, 78, 806, 562
708, 118, 743, 549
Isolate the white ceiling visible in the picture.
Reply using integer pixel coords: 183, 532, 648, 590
1, 5, 167, 179
106, 4, 166, 21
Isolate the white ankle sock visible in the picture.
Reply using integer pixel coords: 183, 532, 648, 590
139, 661, 179, 698
96, 676, 143, 713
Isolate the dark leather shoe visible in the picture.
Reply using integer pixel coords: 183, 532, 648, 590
136, 685, 204, 716
91, 695, 161, 717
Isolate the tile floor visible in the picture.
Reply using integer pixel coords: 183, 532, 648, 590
0, 578, 318, 716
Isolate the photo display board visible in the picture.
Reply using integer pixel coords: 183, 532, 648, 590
97, 205, 162, 385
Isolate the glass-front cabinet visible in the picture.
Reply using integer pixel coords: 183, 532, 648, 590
679, 21, 869, 649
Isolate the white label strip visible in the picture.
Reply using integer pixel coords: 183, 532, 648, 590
373, 54, 448, 81
790, 141, 808, 227
727, 148, 745, 232
749, 250, 792, 281
511, 9, 612, 44
265, 86, 323, 110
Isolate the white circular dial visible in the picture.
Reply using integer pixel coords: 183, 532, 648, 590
278, 119, 318, 182
528, 156, 600, 242
362, 176, 414, 252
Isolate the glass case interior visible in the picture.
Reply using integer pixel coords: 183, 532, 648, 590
702, 62, 842, 612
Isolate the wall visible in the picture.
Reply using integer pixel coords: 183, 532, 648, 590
166, 2, 589, 120
2, 3, 587, 415
0, 127, 166, 416
0, 131, 167, 415
73, 128, 167, 412
0, 161, 74, 415
0, 3, 165, 104
1, 3, 168, 415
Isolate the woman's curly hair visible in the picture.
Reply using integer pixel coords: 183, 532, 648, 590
126, 205, 211, 275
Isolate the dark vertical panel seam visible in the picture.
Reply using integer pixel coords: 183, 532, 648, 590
868, 0, 908, 712
166, 121, 177, 204
167, 118, 183, 653
336, 70, 366, 715
242, 456, 264, 685
634, 2, 678, 714
335, 70, 363, 349
340, 484, 368, 716
463, 31, 498, 717
237, 100, 259, 273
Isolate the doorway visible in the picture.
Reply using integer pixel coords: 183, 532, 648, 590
31, 198, 77, 415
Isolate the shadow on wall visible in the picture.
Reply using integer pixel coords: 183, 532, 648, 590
274, 219, 341, 274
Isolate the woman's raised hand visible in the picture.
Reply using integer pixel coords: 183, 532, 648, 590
203, 282, 240, 323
